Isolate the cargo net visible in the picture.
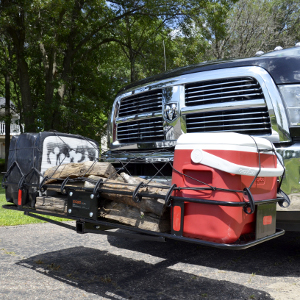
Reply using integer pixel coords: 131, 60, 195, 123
3, 132, 290, 235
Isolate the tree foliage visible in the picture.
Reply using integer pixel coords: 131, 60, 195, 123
0, 0, 300, 146
0, 0, 214, 140
207, 0, 300, 59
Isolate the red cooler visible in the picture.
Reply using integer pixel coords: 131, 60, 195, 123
171, 132, 284, 244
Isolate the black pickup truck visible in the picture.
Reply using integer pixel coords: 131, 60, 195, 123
105, 46, 300, 231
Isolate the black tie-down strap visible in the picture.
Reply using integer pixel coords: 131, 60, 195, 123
2, 161, 24, 188
17, 167, 43, 190
165, 184, 177, 207
60, 177, 71, 194
39, 176, 49, 193
132, 182, 145, 203
278, 189, 291, 208
93, 178, 104, 197
243, 188, 255, 214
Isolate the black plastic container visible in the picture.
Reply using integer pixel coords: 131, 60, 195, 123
4, 132, 99, 207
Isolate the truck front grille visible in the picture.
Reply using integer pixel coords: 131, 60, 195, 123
185, 77, 263, 106
186, 107, 272, 135
117, 118, 164, 143
119, 89, 163, 117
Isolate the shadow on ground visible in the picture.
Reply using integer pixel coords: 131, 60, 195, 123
17, 245, 273, 300
106, 230, 300, 277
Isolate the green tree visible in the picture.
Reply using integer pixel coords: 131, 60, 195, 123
0, 0, 239, 142
0, 0, 149, 134
196, 0, 238, 59
271, 0, 300, 48
207, 0, 300, 59
0, 32, 16, 165
113, 15, 170, 82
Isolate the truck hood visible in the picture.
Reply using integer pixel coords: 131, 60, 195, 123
119, 55, 300, 94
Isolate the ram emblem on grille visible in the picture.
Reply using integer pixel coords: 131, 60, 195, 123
164, 103, 178, 122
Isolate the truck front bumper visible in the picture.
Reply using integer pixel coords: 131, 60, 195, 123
276, 143, 300, 230
104, 142, 300, 231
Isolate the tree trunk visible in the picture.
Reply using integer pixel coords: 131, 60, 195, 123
5, 5, 36, 133
17, 54, 36, 132
4, 73, 11, 169
130, 55, 136, 83
40, 42, 57, 131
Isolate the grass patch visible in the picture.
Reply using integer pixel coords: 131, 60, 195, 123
0, 176, 71, 226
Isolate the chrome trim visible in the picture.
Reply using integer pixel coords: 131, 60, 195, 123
117, 118, 164, 144
186, 92, 262, 102
188, 123, 268, 131
186, 79, 258, 91
110, 140, 177, 151
118, 89, 162, 117
102, 149, 175, 162
162, 85, 184, 140
185, 77, 263, 105
181, 99, 266, 114
277, 143, 300, 195
109, 66, 291, 149
116, 112, 162, 123
187, 114, 268, 125
276, 143, 300, 212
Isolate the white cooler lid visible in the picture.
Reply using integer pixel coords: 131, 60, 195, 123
175, 133, 283, 176
175, 132, 274, 152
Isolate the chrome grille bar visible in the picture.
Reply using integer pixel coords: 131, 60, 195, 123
186, 110, 264, 121
185, 77, 263, 106
119, 89, 163, 117
187, 116, 269, 126
186, 79, 257, 91
117, 117, 164, 143
186, 107, 271, 136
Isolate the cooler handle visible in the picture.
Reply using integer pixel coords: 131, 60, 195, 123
191, 149, 284, 177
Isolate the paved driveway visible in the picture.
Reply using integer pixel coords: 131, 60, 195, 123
0, 222, 300, 299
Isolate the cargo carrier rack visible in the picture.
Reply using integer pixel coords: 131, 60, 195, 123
2, 131, 290, 250
2, 177, 288, 250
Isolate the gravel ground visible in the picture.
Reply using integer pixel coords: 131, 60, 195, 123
0, 222, 300, 300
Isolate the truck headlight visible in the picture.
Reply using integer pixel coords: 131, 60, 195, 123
279, 84, 300, 126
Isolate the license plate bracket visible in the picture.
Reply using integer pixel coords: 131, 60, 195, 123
255, 202, 276, 239
67, 191, 98, 220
